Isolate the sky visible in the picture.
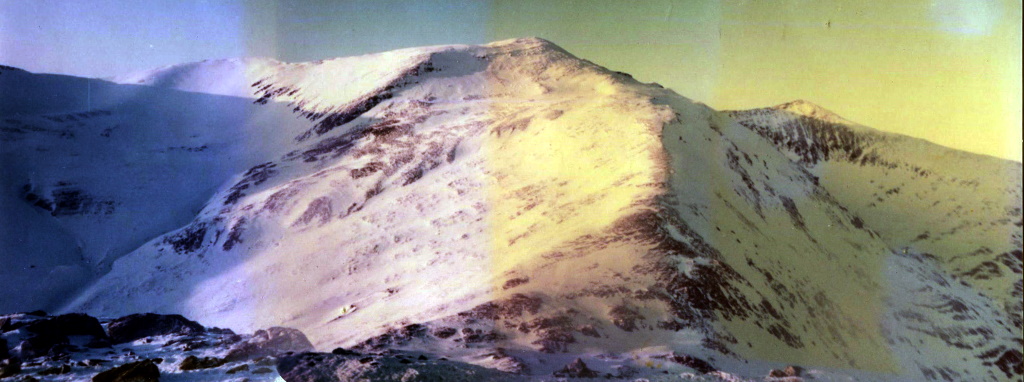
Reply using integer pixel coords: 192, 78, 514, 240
1, 0, 1020, 161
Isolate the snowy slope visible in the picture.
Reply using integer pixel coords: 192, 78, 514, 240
2, 39, 1021, 380
729, 101, 1023, 380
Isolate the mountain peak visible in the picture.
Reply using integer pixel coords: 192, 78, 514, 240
772, 99, 846, 123
484, 37, 569, 54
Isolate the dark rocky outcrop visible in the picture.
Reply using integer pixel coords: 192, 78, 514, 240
552, 358, 599, 378
15, 332, 69, 359
24, 313, 108, 340
768, 365, 804, 378
670, 353, 717, 374
224, 326, 314, 362
106, 313, 205, 344
178, 355, 226, 370
92, 359, 160, 382
0, 358, 21, 378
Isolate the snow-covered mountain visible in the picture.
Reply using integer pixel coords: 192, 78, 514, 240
1, 39, 1020, 380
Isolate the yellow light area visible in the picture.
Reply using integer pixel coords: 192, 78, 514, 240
486, 0, 1022, 162
484, 97, 668, 273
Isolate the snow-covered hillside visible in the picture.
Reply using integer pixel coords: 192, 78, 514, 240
1, 39, 1020, 380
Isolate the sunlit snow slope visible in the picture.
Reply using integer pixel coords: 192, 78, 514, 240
1, 39, 1020, 380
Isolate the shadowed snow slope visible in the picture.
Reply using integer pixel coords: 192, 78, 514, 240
1, 39, 1020, 380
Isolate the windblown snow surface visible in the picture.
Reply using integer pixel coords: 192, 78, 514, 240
1, 39, 1020, 381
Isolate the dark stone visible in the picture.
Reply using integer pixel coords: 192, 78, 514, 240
553, 358, 599, 378
1, 338, 7, 359
224, 327, 314, 362
0, 316, 16, 332
768, 365, 803, 378
0, 358, 20, 378
784, 365, 804, 377
432, 327, 457, 339
92, 360, 160, 382
671, 354, 717, 374
17, 332, 68, 359
24, 313, 107, 340
106, 313, 205, 344
330, 347, 359, 356
25, 311, 47, 317
178, 355, 226, 370
225, 364, 249, 374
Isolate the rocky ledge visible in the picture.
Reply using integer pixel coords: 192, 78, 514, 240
0, 311, 310, 382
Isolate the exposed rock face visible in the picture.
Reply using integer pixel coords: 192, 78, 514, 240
224, 326, 315, 362
552, 358, 599, 378
92, 360, 159, 382
23, 313, 107, 340
106, 313, 205, 344
0, 358, 21, 378
0, 312, 312, 381
178, 355, 226, 370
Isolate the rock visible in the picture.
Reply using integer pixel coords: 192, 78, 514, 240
16, 332, 68, 359
225, 364, 249, 374
178, 355, 226, 370
253, 367, 274, 374
277, 352, 521, 381
106, 313, 205, 344
1, 338, 8, 359
769, 365, 804, 378
330, 347, 360, 356
0, 358, 21, 378
553, 358, 599, 378
670, 353, 717, 374
24, 313, 107, 340
785, 365, 804, 376
224, 327, 314, 362
92, 360, 160, 382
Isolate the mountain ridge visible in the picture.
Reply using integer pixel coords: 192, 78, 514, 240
2, 38, 1020, 380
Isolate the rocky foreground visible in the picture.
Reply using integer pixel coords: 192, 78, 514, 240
0, 311, 814, 381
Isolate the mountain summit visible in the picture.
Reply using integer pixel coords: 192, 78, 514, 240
1, 39, 1020, 380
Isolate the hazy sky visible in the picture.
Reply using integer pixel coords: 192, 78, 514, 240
1, 0, 1020, 160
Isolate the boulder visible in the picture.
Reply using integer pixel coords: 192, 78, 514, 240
0, 316, 15, 332
92, 360, 160, 382
178, 355, 226, 370
106, 313, 205, 344
16, 332, 68, 359
0, 358, 21, 378
225, 364, 249, 374
552, 358, 599, 378
768, 365, 804, 378
224, 326, 314, 362
670, 353, 717, 374
24, 313, 107, 339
